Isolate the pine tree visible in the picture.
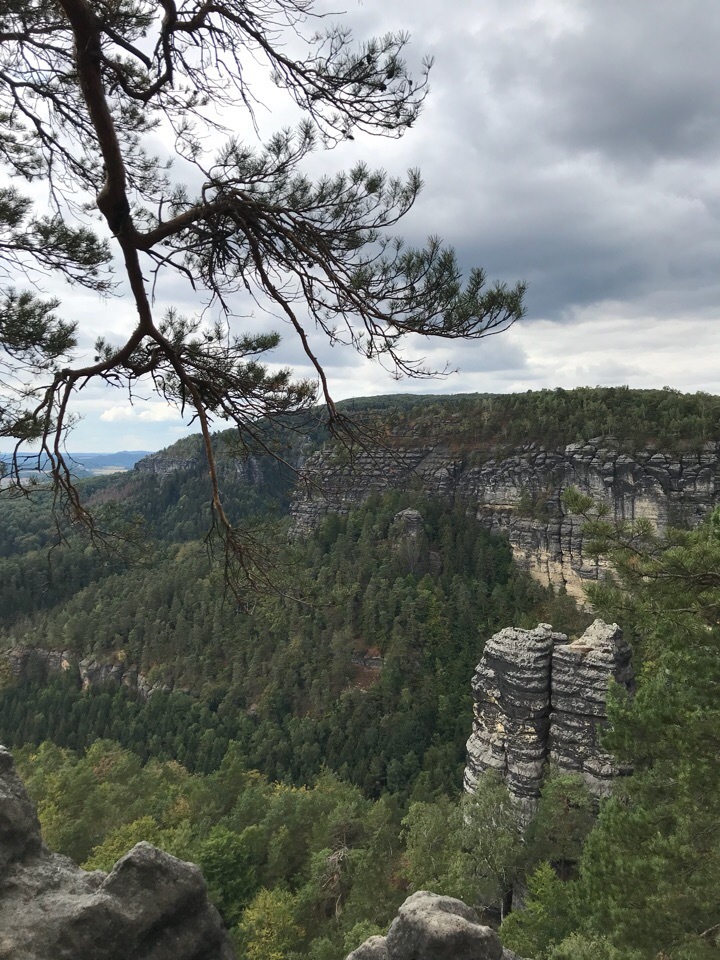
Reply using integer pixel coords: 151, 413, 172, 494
509, 501, 720, 960
0, 0, 524, 578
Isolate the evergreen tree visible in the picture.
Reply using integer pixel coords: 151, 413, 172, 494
503, 504, 720, 960
0, 0, 524, 571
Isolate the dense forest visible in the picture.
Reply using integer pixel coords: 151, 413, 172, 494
1, 388, 718, 959
0, 487, 583, 797
329, 386, 720, 455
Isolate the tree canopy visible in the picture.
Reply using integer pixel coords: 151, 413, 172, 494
501, 502, 720, 960
0, 0, 525, 564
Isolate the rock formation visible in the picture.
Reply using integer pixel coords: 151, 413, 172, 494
0, 646, 176, 700
0, 745, 235, 960
345, 890, 511, 960
0, 646, 74, 686
134, 449, 268, 486
290, 440, 720, 599
463, 624, 563, 825
464, 620, 634, 824
134, 454, 201, 475
549, 620, 634, 797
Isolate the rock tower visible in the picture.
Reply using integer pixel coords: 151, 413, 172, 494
464, 619, 634, 825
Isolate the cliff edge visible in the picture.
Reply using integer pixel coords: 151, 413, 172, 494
290, 440, 720, 600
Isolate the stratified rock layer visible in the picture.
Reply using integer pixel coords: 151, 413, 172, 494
0, 646, 177, 700
291, 440, 720, 599
346, 891, 504, 960
0, 745, 235, 960
464, 620, 634, 823
549, 620, 634, 796
463, 624, 563, 825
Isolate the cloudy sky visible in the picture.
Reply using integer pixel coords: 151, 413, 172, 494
8, 0, 720, 452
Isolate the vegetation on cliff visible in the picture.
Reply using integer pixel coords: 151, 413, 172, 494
2, 388, 719, 958
324, 386, 720, 456
501, 505, 720, 960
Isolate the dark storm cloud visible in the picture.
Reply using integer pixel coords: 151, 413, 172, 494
332, 0, 720, 327
515, 1, 720, 167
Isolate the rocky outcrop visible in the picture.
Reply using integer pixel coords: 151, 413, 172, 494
0, 745, 235, 960
345, 891, 506, 960
392, 507, 425, 540
291, 440, 720, 599
463, 624, 562, 825
134, 449, 267, 486
0, 646, 176, 700
78, 656, 176, 698
549, 620, 634, 797
0, 646, 74, 686
290, 447, 449, 536
464, 620, 634, 824
134, 454, 201, 475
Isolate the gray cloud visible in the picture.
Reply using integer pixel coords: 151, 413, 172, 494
522, 1, 720, 167
340, 0, 720, 328
14, 0, 720, 451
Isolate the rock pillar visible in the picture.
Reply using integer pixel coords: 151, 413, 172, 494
465, 619, 634, 824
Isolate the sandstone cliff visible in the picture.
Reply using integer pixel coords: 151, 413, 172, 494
464, 620, 634, 825
0, 745, 235, 960
290, 439, 720, 599
134, 453, 201, 476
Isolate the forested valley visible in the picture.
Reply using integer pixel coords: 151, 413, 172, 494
1, 388, 719, 959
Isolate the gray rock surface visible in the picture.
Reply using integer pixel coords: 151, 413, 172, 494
549, 620, 634, 796
463, 624, 562, 825
392, 507, 425, 539
133, 454, 200, 475
0, 746, 235, 960
134, 451, 266, 485
347, 891, 504, 960
290, 440, 720, 599
0, 646, 176, 701
0, 745, 42, 870
0, 646, 74, 686
346, 935, 389, 960
465, 620, 634, 823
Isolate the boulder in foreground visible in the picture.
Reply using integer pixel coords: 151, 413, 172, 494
346, 890, 512, 960
0, 744, 235, 960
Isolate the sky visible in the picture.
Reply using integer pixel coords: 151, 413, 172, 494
6, 0, 720, 452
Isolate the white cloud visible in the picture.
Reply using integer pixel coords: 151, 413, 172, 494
100, 403, 180, 424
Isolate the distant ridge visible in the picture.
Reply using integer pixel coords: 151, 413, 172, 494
146, 386, 720, 463
0, 450, 153, 476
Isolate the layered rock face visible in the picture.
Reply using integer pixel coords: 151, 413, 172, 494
0, 745, 235, 960
291, 440, 720, 598
464, 620, 634, 824
290, 447, 453, 535
134, 454, 200, 475
0, 646, 74, 685
134, 450, 269, 485
549, 620, 634, 797
463, 624, 562, 825
345, 890, 511, 960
